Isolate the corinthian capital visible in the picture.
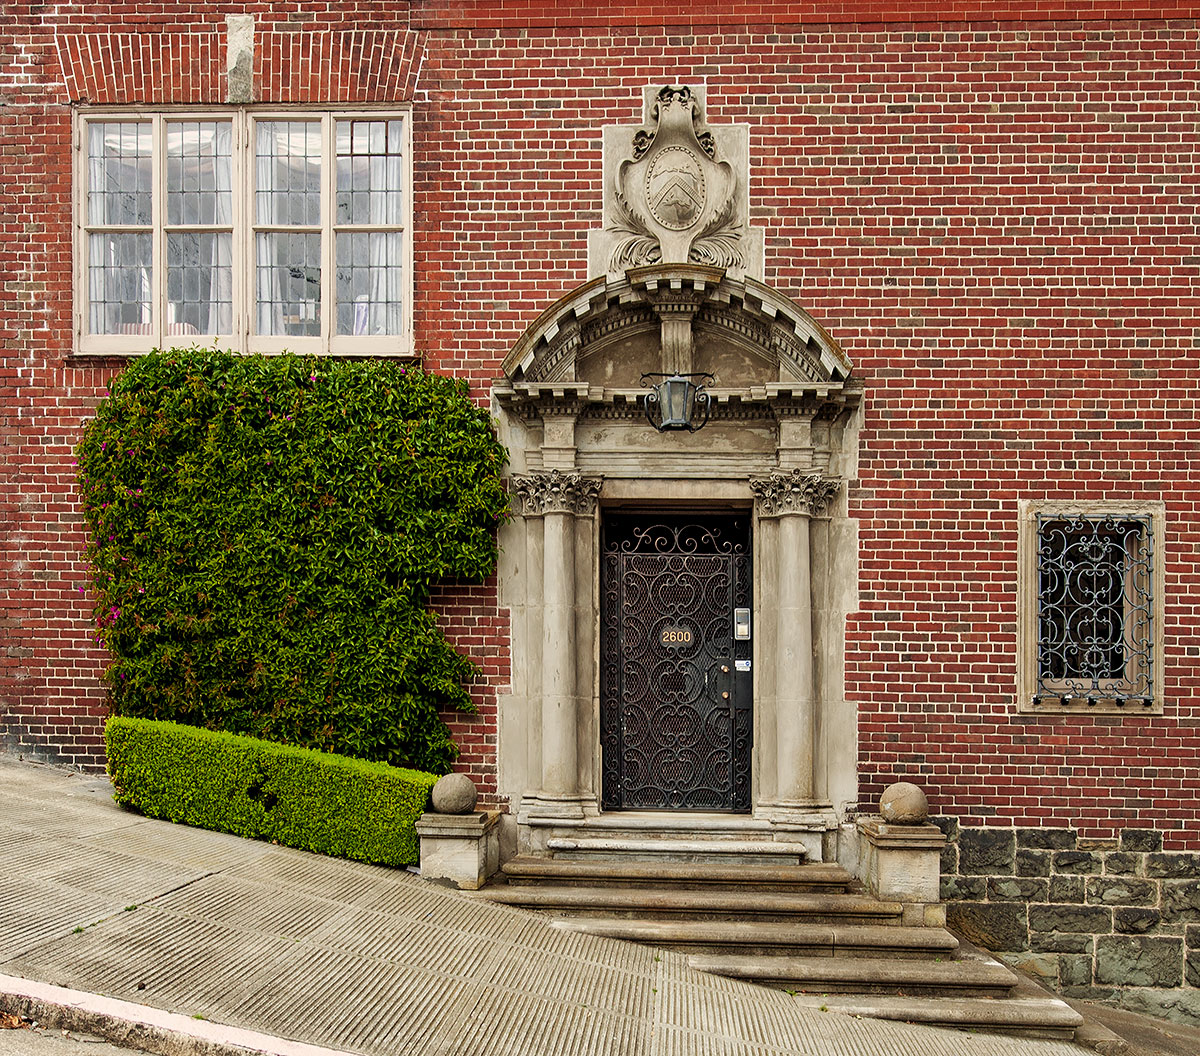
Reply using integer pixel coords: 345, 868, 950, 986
750, 471, 841, 518
511, 471, 603, 517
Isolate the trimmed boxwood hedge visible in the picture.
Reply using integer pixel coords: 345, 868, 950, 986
106, 716, 438, 867
77, 349, 508, 773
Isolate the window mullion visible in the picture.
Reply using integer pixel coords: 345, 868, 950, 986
322, 114, 335, 345
153, 115, 165, 344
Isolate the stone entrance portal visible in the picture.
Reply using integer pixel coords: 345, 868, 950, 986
490, 85, 862, 861
600, 513, 752, 813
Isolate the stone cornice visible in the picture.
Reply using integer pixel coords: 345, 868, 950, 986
750, 471, 841, 517
511, 471, 603, 517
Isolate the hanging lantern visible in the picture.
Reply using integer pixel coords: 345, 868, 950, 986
641, 372, 713, 432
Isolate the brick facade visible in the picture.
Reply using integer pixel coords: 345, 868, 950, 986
2, 1, 1198, 850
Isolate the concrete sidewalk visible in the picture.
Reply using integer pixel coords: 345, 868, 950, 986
0, 756, 1100, 1056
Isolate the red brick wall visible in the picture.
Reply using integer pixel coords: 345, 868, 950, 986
3, 6, 1198, 841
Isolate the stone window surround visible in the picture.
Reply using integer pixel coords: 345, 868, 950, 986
1016, 498, 1166, 715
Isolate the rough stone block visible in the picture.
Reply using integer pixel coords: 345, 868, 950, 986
1078, 838, 1118, 853
1060, 953, 1093, 988
1032, 932, 1094, 954
1004, 951, 1059, 985
1095, 936, 1183, 988
1103, 852, 1142, 876
1053, 850, 1102, 874
1188, 950, 1200, 987
946, 901, 1029, 952
1016, 849, 1051, 877
1120, 829, 1164, 853
1030, 904, 1112, 934
1086, 876, 1159, 907
1048, 875, 1086, 904
1162, 879, 1200, 923
942, 874, 986, 901
1115, 988, 1200, 1028
1146, 852, 1200, 879
1186, 925, 1200, 948
940, 841, 958, 875
959, 827, 1016, 875
1017, 827, 1077, 851
929, 814, 959, 839
989, 876, 1048, 902
1115, 907, 1161, 934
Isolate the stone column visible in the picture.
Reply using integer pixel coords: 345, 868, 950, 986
750, 471, 841, 813
511, 470, 602, 819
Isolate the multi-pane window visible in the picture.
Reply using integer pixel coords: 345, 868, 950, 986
1017, 501, 1164, 713
78, 111, 411, 356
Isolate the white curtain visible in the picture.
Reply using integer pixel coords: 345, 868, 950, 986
365, 120, 405, 335
210, 122, 234, 334
255, 123, 286, 336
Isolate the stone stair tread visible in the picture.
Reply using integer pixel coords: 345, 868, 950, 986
501, 856, 852, 888
688, 952, 1017, 992
546, 836, 806, 858
478, 884, 899, 917
791, 994, 1083, 1037
549, 917, 959, 953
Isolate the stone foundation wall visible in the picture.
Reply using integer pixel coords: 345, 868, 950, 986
938, 820, 1200, 1025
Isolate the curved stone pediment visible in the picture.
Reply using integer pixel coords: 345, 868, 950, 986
499, 265, 852, 400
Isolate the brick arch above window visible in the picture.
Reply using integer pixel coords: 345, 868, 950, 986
55, 29, 425, 107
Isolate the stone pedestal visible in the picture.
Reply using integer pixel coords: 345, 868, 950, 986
416, 810, 502, 890
858, 817, 946, 921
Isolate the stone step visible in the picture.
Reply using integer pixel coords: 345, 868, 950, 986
790, 994, 1084, 1041
477, 885, 900, 925
688, 952, 1019, 998
544, 836, 806, 865
548, 918, 958, 959
500, 856, 854, 893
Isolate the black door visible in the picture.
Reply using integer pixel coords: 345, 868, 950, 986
600, 514, 752, 812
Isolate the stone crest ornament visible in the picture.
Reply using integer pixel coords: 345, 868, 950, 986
591, 85, 762, 281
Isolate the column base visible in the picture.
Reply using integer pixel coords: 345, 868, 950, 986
517, 792, 588, 824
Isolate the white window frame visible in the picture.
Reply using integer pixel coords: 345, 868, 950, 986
1016, 499, 1165, 714
74, 107, 414, 358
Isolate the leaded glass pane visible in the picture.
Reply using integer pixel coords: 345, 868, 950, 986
256, 231, 321, 336
88, 232, 151, 334
335, 231, 403, 335
255, 121, 322, 227
167, 232, 233, 334
166, 121, 233, 226
335, 119, 404, 226
87, 122, 152, 226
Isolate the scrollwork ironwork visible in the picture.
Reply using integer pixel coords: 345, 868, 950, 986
601, 515, 751, 812
1035, 513, 1153, 707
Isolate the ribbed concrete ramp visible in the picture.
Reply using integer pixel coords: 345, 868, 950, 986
0, 758, 1091, 1056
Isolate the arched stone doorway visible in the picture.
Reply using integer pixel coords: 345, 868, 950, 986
492, 263, 862, 860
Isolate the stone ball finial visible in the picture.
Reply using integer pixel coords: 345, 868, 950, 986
431, 773, 479, 815
880, 781, 929, 824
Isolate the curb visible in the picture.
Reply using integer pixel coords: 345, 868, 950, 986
0, 975, 356, 1056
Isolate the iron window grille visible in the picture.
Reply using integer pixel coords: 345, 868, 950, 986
1034, 513, 1154, 709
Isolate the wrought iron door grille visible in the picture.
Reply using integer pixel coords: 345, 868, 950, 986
1035, 514, 1153, 708
601, 515, 751, 812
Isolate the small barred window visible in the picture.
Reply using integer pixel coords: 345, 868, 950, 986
1018, 502, 1164, 714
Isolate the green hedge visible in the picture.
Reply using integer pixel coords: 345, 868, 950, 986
77, 350, 509, 773
106, 716, 438, 867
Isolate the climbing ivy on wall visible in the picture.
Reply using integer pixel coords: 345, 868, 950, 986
76, 349, 508, 774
